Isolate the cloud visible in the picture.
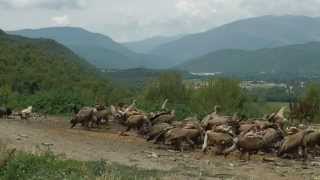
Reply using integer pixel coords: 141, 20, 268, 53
0, 0, 87, 10
2, 0, 320, 42
175, 0, 217, 17
51, 15, 70, 25
239, 0, 320, 16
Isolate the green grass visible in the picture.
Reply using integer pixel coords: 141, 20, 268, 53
0, 148, 165, 180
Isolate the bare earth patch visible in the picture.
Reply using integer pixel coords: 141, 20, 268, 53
0, 117, 319, 180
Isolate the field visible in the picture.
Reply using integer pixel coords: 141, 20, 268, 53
0, 117, 320, 180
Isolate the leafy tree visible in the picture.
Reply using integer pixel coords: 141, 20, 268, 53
143, 72, 189, 103
191, 78, 250, 117
0, 31, 112, 113
0, 84, 12, 106
290, 83, 320, 123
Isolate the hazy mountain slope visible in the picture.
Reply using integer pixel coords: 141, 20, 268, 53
152, 15, 320, 64
179, 42, 320, 74
68, 45, 136, 69
123, 35, 183, 54
10, 27, 172, 69
10, 27, 132, 55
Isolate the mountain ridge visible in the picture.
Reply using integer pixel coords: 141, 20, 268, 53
178, 41, 320, 75
9, 27, 172, 69
123, 34, 184, 54
151, 15, 320, 64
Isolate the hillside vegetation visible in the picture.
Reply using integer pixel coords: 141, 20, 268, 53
179, 42, 320, 75
0, 30, 110, 112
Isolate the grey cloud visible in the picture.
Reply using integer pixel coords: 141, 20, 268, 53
240, 0, 320, 16
0, 0, 87, 10
1, 0, 320, 41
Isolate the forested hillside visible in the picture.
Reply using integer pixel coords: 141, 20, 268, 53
10, 27, 172, 69
0, 30, 110, 112
178, 42, 320, 75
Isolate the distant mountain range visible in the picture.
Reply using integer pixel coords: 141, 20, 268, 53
9, 27, 172, 69
178, 42, 320, 75
151, 15, 320, 64
123, 35, 183, 54
8, 15, 320, 73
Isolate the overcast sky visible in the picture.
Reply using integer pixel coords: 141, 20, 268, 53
1, 0, 320, 42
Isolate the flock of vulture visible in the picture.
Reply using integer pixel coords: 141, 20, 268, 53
1, 100, 320, 161
70, 100, 320, 161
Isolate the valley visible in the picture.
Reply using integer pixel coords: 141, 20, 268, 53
2, 10, 320, 180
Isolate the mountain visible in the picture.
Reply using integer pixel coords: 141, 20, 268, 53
178, 42, 320, 75
152, 15, 320, 64
9, 27, 171, 69
0, 29, 108, 96
123, 35, 183, 54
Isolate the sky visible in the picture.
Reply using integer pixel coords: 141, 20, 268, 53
1, 0, 320, 42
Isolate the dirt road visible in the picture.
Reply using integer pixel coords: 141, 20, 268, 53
0, 117, 319, 180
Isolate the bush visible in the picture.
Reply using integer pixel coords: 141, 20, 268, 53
143, 72, 190, 104
0, 84, 12, 106
290, 82, 320, 123
141, 74, 262, 120
191, 78, 246, 115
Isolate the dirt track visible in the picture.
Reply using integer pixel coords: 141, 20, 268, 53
0, 117, 320, 180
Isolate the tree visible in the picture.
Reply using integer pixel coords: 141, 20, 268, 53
290, 83, 320, 123
143, 72, 189, 103
0, 84, 12, 106
191, 78, 247, 116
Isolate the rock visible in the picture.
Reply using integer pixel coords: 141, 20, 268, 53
151, 152, 159, 158
204, 160, 210, 165
170, 157, 177, 161
212, 173, 235, 179
183, 154, 190, 158
18, 134, 29, 138
311, 162, 320, 166
145, 151, 159, 158
263, 157, 276, 163
16, 134, 29, 140
41, 142, 54, 146
168, 149, 179, 153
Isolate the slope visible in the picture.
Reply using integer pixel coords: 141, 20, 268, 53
0, 30, 109, 98
123, 35, 183, 54
10, 27, 173, 69
178, 42, 320, 75
152, 15, 320, 64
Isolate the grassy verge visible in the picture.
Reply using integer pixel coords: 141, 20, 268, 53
0, 145, 164, 180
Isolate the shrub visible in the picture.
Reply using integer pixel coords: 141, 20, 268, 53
143, 72, 190, 104
141, 74, 262, 120
290, 82, 320, 123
